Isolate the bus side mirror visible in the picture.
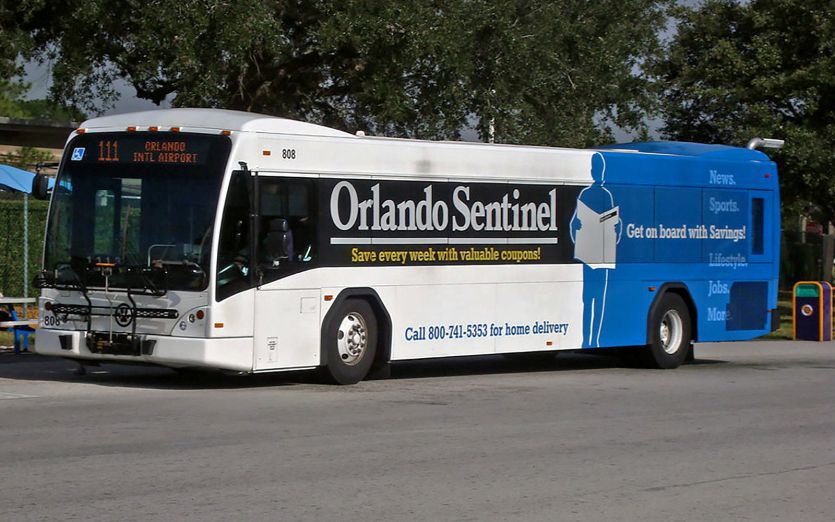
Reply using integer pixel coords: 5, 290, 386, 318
32, 174, 50, 200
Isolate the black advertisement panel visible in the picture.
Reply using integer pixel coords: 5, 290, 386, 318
316, 178, 583, 267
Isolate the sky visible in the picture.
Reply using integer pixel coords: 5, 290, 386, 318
22, 60, 171, 115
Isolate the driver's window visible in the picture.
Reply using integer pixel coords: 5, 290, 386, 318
216, 171, 252, 301
215, 174, 318, 300
93, 188, 116, 254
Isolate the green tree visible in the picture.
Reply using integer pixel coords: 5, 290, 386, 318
9, 0, 669, 146
654, 0, 835, 222
0, 1, 46, 118
0, 1, 37, 79
1, 0, 85, 123
0, 146, 54, 171
455, 0, 669, 145
0, 80, 29, 119
0, 79, 85, 121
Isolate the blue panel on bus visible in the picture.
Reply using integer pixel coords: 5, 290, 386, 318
654, 188, 702, 262
726, 282, 768, 330
599, 141, 769, 162
701, 189, 749, 264
606, 186, 654, 263
571, 149, 778, 348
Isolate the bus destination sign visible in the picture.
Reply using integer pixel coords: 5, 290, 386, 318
76, 135, 212, 166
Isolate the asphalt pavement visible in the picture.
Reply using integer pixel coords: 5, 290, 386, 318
0, 340, 833, 521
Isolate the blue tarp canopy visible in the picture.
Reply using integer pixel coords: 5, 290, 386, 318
0, 164, 55, 193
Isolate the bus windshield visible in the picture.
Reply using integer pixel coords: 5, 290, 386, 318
43, 132, 231, 291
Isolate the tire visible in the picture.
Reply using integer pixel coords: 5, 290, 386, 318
323, 298, 377, 385
643, 293, 692, 369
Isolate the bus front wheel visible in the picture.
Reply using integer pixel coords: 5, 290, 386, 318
644, 293, 691, 369
324, 299, 378, 385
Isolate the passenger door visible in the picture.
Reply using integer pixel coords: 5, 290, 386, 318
251, 176, 321, 371
253, 288, 321, 370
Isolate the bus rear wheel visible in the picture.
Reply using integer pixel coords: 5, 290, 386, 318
643, 293, 691, 369
324, 299, 377, 385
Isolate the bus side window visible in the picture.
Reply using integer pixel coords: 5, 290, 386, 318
751, 197, 764, 255
258, 177, 316, 284
287, 181, 316, 263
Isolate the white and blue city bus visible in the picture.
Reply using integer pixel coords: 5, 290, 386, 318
32, 109, 781, 384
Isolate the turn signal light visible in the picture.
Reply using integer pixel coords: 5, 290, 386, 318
196, 310, 205, 320
44, 301, 53, 311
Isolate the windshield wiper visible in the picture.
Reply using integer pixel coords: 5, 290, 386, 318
125, 264, 168, 297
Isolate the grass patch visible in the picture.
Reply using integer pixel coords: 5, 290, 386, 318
763, 290, 793, 340
0, 329, 36, 348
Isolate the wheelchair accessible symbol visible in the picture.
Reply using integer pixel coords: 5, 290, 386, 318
71, 147, 85, 161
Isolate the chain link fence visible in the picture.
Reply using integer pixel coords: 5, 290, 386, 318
0, 197, 48, 317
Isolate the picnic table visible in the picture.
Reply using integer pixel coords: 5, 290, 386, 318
0, 297, 37, 354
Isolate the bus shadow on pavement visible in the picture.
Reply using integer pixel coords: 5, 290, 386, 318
0, 351, 320, 390
0, 349, 728, 389
389, 350, 727, 381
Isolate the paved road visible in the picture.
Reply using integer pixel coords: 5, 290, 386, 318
0, 340, 833, 521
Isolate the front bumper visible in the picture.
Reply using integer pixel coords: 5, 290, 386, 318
35, 329, 254, 372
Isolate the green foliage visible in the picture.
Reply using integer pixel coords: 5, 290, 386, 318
0, 3, 81, 121
451, 0, 670, 146
0, 1, 39, 79
654, 0, 835, 221
0, 80, 30, 119
12, 98, 85, 121
0, 78, 85, 121
0, 146, 55, 171
8, 0, 670, 147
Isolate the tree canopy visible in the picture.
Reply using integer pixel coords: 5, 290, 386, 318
3, 0, 669, 146
655, 0, 835, 220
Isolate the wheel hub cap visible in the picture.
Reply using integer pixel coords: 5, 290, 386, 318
660, 310, 683, 355
337, 312, 368, 366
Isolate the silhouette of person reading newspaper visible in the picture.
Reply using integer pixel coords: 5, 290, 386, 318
569, 153, 622, 348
